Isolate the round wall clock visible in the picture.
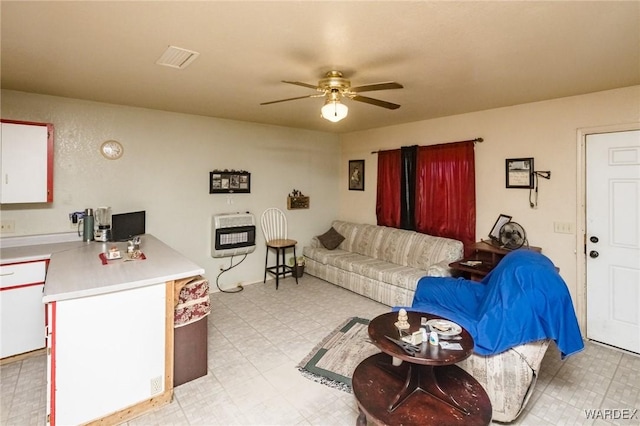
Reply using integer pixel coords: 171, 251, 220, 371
100, 140, 124, 160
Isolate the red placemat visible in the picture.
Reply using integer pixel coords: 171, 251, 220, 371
99, 252, 146, 265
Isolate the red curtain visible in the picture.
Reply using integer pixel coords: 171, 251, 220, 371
376, 149, 402, 227
415, 141, 476, 254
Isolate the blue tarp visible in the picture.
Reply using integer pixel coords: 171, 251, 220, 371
405, 249, 584, 358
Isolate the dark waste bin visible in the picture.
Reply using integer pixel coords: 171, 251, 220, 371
174, 276, 210, 387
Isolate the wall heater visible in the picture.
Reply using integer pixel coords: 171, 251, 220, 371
211, 213, 256, 258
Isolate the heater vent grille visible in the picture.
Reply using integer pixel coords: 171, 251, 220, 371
156, 46, 200, 69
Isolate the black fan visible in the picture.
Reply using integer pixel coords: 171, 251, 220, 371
499, 222, 527, 250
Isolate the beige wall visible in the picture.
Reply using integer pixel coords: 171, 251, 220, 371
339, 85, 640, 324
3, 86, 639, 307
0, 90, 341, 288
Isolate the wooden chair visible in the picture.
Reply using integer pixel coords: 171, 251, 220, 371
260, 208, 298, 289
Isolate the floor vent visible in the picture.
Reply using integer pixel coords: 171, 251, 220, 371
156, 45, 200, 69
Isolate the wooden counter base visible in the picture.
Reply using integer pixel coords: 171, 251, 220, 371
87, 389, 173, 425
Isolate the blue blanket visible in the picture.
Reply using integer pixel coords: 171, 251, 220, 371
407, 250, 584, 358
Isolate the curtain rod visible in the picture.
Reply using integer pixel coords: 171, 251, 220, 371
370, 137, 483, 154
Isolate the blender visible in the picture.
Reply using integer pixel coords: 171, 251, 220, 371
94, 206, 112, 242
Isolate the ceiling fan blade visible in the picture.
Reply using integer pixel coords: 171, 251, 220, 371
260, 94, 322, 105
350, 82, 403, 93
351, 95, 401, 110
282, 80, 320, 90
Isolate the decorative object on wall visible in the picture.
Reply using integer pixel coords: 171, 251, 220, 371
505, 158, 534, 188
209, 170, 251, 194
287, 189, 309, 209
349, 160, 365, 191
100, 140, 123, 160
260, 70, 403, 123
529, 170, 551, 208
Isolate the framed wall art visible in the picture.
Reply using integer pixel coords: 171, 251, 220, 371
489, 213, 512, 241
209, 170, 251, 194
349, 160, 365, 191
505, 158, 534, 189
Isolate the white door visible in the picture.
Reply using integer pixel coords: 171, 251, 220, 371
586, 130, 640, 353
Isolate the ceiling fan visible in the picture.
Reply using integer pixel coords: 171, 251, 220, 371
260, 70, 403, 122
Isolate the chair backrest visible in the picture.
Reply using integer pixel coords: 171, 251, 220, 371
261, 207, 288, 242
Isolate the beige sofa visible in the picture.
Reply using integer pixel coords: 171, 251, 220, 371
303, 220, 550, 423
303, 220, 464, 307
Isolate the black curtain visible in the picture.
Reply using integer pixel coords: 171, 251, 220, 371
400, 145, 417, 230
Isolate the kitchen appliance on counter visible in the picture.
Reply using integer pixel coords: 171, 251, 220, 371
94, 207, 112, 242
81, 208, 94, 242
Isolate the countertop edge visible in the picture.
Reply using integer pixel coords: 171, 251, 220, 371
42, 267, 205, 303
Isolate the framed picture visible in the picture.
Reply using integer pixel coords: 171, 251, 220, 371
489, 214, 512, 241
506, 158, 534, 188
348, 160, 365, 191
209, 170, 251, 194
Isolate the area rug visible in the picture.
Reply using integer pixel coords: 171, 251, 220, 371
297, 317, 380, 393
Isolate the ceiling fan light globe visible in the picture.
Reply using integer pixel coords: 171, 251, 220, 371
321, 101, 348, 122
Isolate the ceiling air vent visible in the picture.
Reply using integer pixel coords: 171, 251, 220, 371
156, 45, 200, 69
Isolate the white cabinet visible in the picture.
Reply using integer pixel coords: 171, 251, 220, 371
47, 283, 167, 425
0, 260, 47, 358
0, 120, 54, 204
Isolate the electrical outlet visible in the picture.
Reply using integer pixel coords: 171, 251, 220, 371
0, 220, 16, 234
150, 376, 163, 396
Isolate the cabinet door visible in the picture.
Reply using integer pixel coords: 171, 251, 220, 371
0, 120, 54, 203
0, 261, 47, 358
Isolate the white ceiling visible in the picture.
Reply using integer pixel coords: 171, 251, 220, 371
2, 1, 639, 134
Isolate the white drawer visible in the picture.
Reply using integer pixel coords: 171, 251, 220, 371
0, 261, 47, 289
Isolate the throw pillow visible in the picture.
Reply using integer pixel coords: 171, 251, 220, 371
317, 227, 345, 250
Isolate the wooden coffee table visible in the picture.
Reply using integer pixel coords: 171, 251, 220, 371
352, 311, 492, 426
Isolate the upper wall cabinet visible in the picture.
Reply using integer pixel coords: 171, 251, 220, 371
0, 119, 54, 204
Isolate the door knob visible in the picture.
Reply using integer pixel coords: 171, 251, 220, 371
589, 250, 599, 258
590, 236, 599, 243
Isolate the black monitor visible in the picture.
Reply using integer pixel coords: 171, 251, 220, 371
111, 211, 146, 241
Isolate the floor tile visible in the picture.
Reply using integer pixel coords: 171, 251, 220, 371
1, 275, 639, 425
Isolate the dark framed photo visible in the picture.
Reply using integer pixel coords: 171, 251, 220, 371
489, 214, 512, 241
348, 160, 365, 191
506, 158, 534, 188
209, 170, 251, 194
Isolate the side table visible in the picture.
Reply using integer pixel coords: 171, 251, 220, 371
352, 311, 491, 426
449, 240, 541, 281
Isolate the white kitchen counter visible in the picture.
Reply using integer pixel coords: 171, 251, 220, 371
44, 235, 204, 302
1, 234, 204, 303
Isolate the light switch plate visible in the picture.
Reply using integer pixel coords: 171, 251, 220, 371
553, 222, 573, 234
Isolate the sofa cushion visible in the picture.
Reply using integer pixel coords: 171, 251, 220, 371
316, 226, 345, 250
325, 253, 426, 291
406, 233, 464, 270
303, 246, 351, 265
331, 221, 384, 258
329, 252, 373, 272
376, 227, 415, 266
